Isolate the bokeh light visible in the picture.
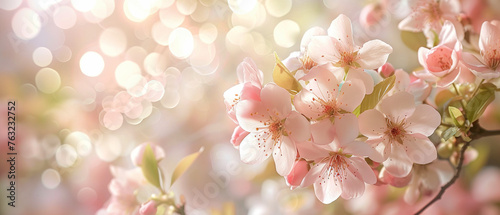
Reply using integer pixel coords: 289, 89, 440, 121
274, 19, 301, 48
35, 68, 61, 94
99, 28, 127, 57
168, 27, 194, 59
80, 51, 105, 77
71, 0, 96, 12
115, 60, 142, 89
12, 8, 42, 40
41, 169, 61, 189
53, 6, 77, 29
32, 47, 53, 67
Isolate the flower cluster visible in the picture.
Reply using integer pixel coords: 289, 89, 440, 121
224, 4, 500, 210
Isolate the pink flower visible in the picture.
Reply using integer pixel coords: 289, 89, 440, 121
286, 159, 310, 189
378, 63, 395, 78
283, 27, 326, 80
398, 0, 463, 41
462, 20, 500, 79
294, 65, 365, 144
404, 160, 454, 203
359, 3, 390, 31
224, 58, 264, 122
300, 114, 376, 204
130, 143, 165, 167
105, 167, 145, 214
379, 167, 412, 188
358, 91, 440, 177
414, 21, 462, 87
235, 83, 310, 176
307, 14, 393, 94
139, 200, 157, 215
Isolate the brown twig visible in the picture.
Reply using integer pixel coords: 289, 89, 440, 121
414, 125, 500, 214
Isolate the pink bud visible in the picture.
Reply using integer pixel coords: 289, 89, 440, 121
359, 3, 387, 29
378, 63, 395, 78
131, 143, 166, 166
230, 126, 249, 147
139, 200, 157, 215
379, 167, 412, 188
286, 159, 310, 189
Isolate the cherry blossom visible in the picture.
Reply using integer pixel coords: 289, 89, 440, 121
398, 0, 463, 46
307, 14, 393, 94
300, 114, 376, 204
139, 200, 157, 215
224, 58, 264, 122
414, 21, 462, 87
462, 20, 500, 79
283, 27, 326, 80
358, 91, 440, 177
105, 167, 146, 214
404, 160, 454, 204
294, 65, 365, 144
235, 83, 311, 176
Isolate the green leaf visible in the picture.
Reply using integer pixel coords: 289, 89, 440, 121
465, 84, 495, 123
353, 75, 396, 116
400, 31, 427, 52
442, 126, 459, 141
171, 147, 204, 186
273, 52, 302, 95
141, 144, 162, 190
448, 106, 464, 127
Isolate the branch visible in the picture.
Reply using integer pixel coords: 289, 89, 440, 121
414, 125, 500, 215
414, 139, 470, 215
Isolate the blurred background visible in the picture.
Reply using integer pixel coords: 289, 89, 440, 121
1, 0, 500, 214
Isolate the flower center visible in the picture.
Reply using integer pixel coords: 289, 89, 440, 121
323, 105, 338, 117
301, 53, 318, 71
338, 51, 358, 68
385, 118, 406, 144
422, 2, 441, 23
319, 153, 349, 185
268, 120, 284, 142
483, 49, 500, 70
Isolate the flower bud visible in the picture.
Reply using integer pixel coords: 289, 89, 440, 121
437, 143, 453, 158
139, 200, 157, 215
286, 159, 310, 189
378, 63, 395, 78
131, 143, 166, 166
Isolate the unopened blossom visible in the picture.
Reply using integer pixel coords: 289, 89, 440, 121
378, 63, 395, 78
294, 65, 365, 144
398, 0, 463, 44
230, 125, 249, 148
236, 83, 310, 176
286, 159, 310, 190
462, 20, 500, 79
301, 114, 376, 204
358, 91, 440, 177
224, 58, 264, 122
130, 143, 165, 166
139, 200, 157, 215
404, 160, 454, 203
307, 14, 393, 94
414, 21, 462, 87
379, 167, 412, 188
283, 27, 326, 80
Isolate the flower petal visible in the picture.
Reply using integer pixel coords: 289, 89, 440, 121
402, 134, 437, 164
384, 143, 413, 177
337, 79, 366, 112
358, 109, 387, 138
301, 162, 326, 187
418, 47, 430, 70
294, 89, 325, 120
327, 14, 355, 51
340, 168, 366, 199
310, 119, 335, 145
398, 12, 426, 31
343, 141, 374, 158
239, 130, 273, 164
334, 113, 359, 145
301, 26, 327, 53
237, 57, 263, 86
314, 173, 342, 203
367, 138, 390, 162
357, 39, 393, 69
273, 136, 297, 176
345, 68, 374, 94
282, 51, 302, 72
308, 36, 340, 65
348, 156, 377, 184
405, 104, 441, 137
235, 99, 269, 131
231, 126, 248, 148
285, 111, 311, 142
261, 83, 292, 117
379, 91, 416, 121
